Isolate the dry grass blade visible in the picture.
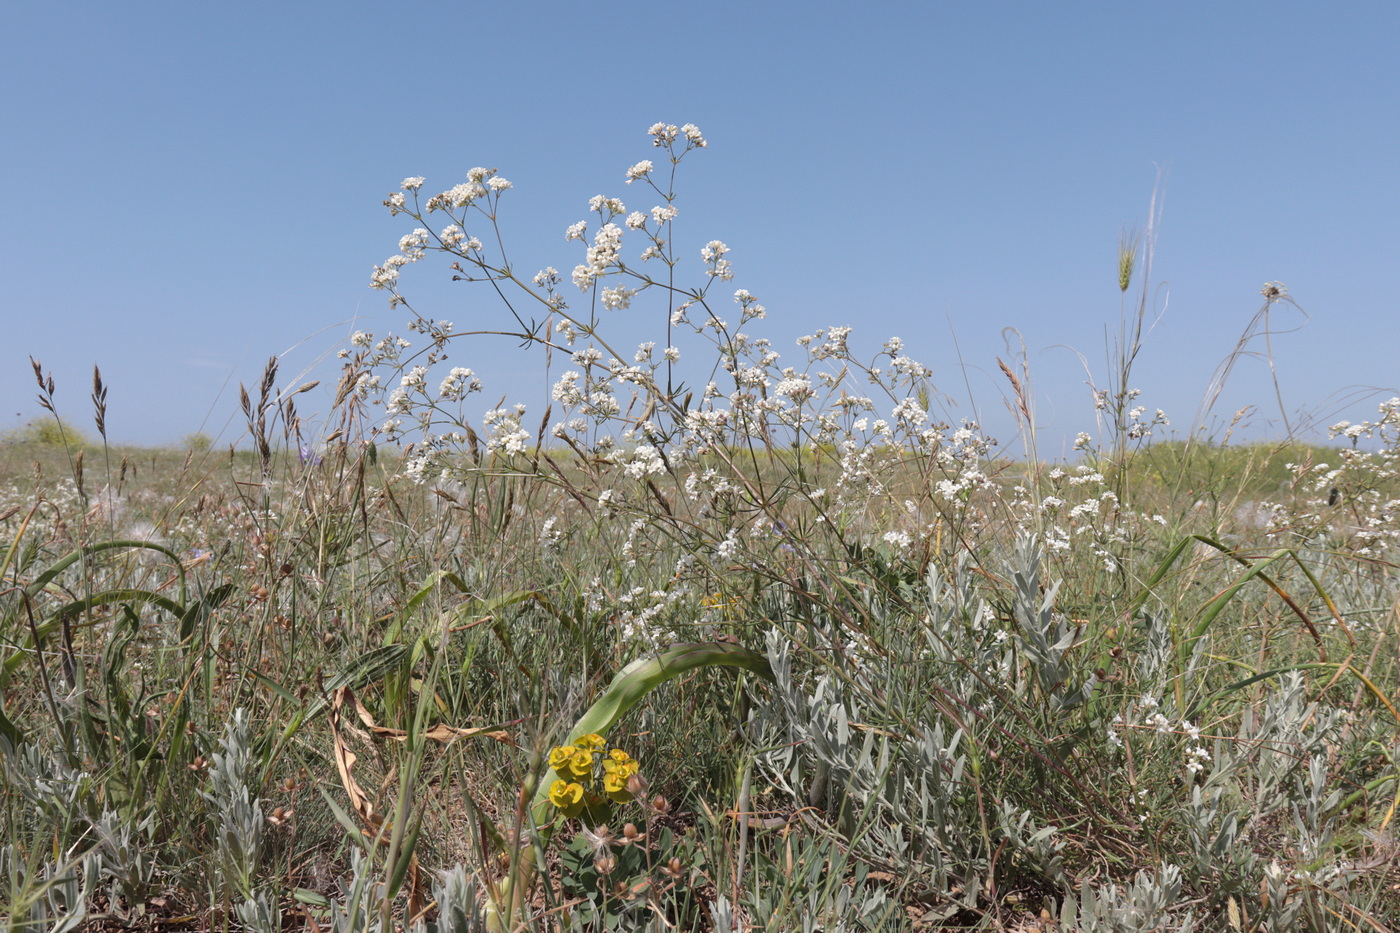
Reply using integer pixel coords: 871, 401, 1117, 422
328, 686, 427, 919
346, 685, 514, 746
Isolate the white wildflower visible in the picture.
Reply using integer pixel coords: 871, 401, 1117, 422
882, 531, 912, 549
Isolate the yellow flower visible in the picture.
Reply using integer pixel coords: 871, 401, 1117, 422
602, 754, 640, 802
604, 753, 638, 778
575, 733, 606, 752
548, 746, 577, 776
567, 750, 594, 781
548, 779, 585, 817
602, 769, 634, 803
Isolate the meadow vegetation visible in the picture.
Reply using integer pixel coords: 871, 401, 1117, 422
2, 124, 1398, 931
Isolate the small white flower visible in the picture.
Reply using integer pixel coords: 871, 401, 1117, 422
401, 176, 425, 191
588, 194, 626, 215
601, 285, 637, 310
438, 367, 481, 399
625, 160, 654, 182
447, 181, 486, 206
370, 264, 400, 289
398, 228, 430, 260
701, 240, 728, 262
540, 516, 561, 549
774, 373, 815, 404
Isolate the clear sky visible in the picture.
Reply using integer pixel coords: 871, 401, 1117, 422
3, 2, 1396, 454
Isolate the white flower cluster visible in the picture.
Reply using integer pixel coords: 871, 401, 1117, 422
647, 122, 706, 149
482, 406, 531, 455
613, 442, 665, 479
573, 222, 624, 291
1265, 396, 1400, 559
1109, 697, 1213, 778
701, 240, 732, 281
612, 584, 683, 649
437, 367, 481, 401
362, 124, 1047, 558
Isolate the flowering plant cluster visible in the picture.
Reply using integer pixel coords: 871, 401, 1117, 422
546, 733, 641, 820
342, 122, 1027, 645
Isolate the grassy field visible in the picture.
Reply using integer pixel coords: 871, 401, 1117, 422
4, 127, 1400, 931
2, 421, 1397, 932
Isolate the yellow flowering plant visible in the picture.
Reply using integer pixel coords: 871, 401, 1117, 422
545, 733, 641, 821
478, 641, 770, 932
525, 642, 771, 832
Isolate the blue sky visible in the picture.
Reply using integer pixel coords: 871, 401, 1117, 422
3, 2, 1396, 453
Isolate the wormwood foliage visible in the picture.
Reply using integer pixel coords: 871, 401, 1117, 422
2, 125, 1399, 931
